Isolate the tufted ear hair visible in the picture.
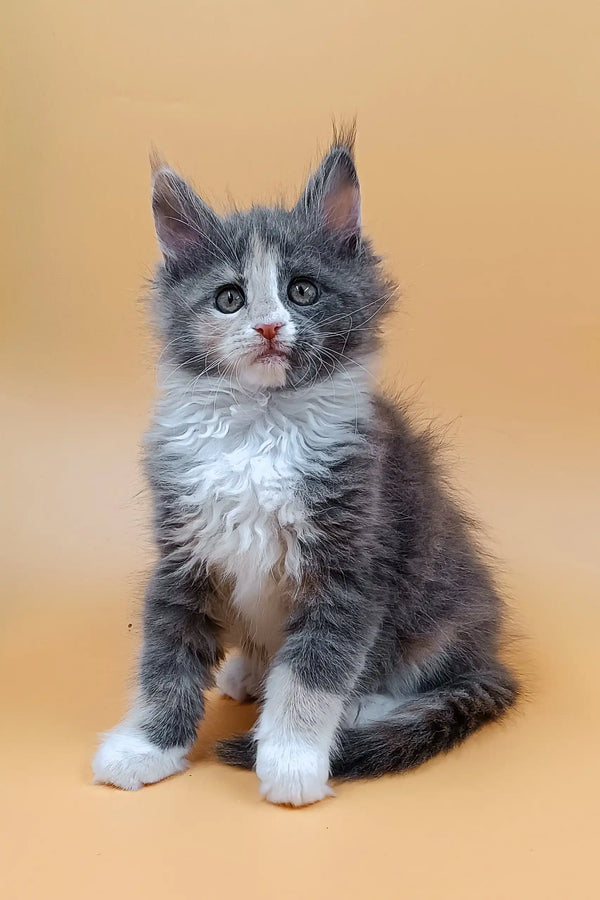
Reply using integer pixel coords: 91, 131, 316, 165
150, 153, 220, 265
295, 127, 361, 250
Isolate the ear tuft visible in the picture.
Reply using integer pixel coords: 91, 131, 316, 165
331, 119, 357, 159
149, 144, 168, 176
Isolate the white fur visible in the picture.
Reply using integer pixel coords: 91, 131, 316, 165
92, 718, 190, 790
244, 237, 296, 354
216, 652, 266, 701
255, 664, 343, 805
152, 361, 371, 658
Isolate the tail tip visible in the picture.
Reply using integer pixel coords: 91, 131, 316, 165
215, 732, 257, 770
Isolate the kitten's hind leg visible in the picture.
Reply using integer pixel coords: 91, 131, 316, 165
216, 652, 266, 703
343, 692, 409, 727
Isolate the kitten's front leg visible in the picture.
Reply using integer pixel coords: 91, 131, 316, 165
93, 561, 223, 790
255, 575, 376, 806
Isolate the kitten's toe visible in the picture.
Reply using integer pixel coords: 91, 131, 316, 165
260, 774, 334, 807
256, 741, 334, 807
216, 655, 262, 702
92, 723, 189, 790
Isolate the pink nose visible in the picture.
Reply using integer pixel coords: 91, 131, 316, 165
254, 322, 283, 341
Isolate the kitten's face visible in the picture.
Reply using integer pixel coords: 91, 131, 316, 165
151, 141, 392, 390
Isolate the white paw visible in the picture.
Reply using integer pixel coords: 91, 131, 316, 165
256, 739, 334, 806
92, 722, 189, 790
216, 654, 263, 702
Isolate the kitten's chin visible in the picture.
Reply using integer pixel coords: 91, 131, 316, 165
241, 358, 289, 390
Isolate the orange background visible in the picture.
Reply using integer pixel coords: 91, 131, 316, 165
1, 1, 599, 898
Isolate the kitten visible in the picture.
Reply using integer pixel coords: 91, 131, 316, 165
93, 128, 518, 805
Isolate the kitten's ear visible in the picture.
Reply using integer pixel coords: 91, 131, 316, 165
150, 156, 218, 264
295, 136, 361, 249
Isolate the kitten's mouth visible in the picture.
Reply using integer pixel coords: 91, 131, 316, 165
243, 344, 291, 388
253, 345, 290, 364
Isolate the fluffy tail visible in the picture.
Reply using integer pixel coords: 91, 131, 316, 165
216, 665, 519, 780
330, 665, 518, 779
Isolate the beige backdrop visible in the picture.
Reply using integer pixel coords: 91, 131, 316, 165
1, 1, 599, 898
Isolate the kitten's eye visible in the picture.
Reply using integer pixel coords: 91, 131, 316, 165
287, 278, 318, 306
215, 285, 245, 314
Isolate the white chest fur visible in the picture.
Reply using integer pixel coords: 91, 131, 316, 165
149, 365, 370, 653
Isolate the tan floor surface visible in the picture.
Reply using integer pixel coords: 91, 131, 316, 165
2, 1, 599, 898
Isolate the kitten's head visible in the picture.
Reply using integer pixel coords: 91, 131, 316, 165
151, 130, 393, 390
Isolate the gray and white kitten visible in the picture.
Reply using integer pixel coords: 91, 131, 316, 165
93, 131, 518, 805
